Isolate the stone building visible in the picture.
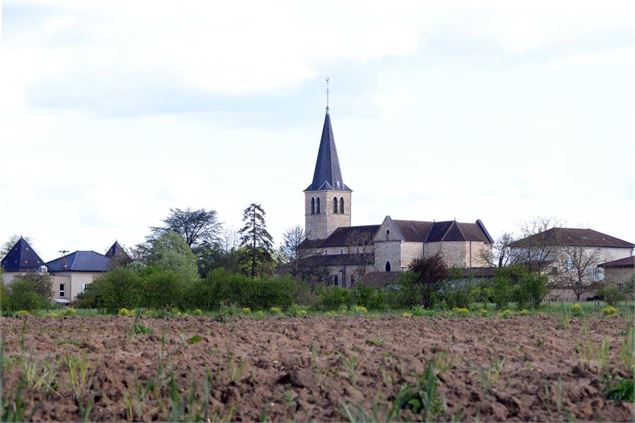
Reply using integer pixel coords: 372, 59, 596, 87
598, 256, 634, 294
300, 109, 494, 287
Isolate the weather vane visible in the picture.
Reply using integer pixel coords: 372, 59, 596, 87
325, 77, 330, 111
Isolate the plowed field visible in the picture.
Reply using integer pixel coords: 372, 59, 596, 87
1, 315, 633, 421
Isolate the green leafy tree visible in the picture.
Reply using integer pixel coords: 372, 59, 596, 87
75, 267, 144, 311
11, 273, 53, 300
239, 203, 274, 278
144, 269, 184, 309
147, 231, 199, 284
6, 279, 50, 311
150, 208, 222, 248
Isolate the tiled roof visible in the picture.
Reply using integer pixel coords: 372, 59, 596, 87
510, 228, 634, 249
393, 220, 494, 243
599, 256, 634, 268
46, 251, 112, 273
300, 225, 381, 249
305, 112, 351, 192
0, 237, 45, 272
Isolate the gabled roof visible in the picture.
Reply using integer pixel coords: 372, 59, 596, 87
509, 228, 635, 249
46, 251, 112, 273
305, 112, 351, 192
391, 219, 494, 244
599, 256, 635, 268
0, 237, 45, 272
300, 225, 381, 249
105, 241, 128, 259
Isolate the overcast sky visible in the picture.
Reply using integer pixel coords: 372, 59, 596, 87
1, 0, 633, 260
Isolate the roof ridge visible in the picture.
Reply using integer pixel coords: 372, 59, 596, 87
440, 221, 456, 241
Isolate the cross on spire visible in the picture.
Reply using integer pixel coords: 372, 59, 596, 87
325, 77, 330, 112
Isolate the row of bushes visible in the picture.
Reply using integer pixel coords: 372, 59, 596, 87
75, 267, 302, 312
0, 273, 53, 312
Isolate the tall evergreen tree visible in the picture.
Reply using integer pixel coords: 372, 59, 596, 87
239, 203, 273, 277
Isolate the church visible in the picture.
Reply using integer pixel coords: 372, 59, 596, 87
299, 107, 494, 288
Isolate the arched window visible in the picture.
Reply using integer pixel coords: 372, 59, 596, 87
316, 197, 320, 214
386, 229, 390, 240
311, 197, 315, 214
340, 197, 344, 214
333, 197, 338, 214
385, 261, 392, 272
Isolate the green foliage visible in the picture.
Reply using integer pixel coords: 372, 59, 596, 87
187, 269, 297, 310
76, 267, 144, 311
147, 231, 199, 284
491, 265, 548, 309
598, 286, 625, 306
5, 279, 50, 312
187, 335, 203, 344
1, 280, 9, 313
11, 273, 53, 300
144, 270, 184, 309
394, 361, 445, 421
602, 305, 618, 316
239, 203, 274, 278
604, 376, 634, 401
133, 323, 153, 334
406, 253, 448, 308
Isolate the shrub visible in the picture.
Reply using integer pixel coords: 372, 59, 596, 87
192, 308, 203, 316
118, 307, 133, 317
599, 287, 625, 306
11, 273, 53, 301
270, 306, 282, 314
317, 286, 352, 310
498, 309, 513, 319
492, 265, 548, 309
144, 269, 184, 309
402, 311, 413, 318
62, 308, 77, 317
351, 305, 368, 314
518, 309, 529, 316
242, 307, 252, 315
6, 279, 50, 312
16, 310, 30, 317
288, 304, 308, 317
602, 305, 618, 316
195, 269, 298, 310
571, 303, 583, 316
76, 267, 144, 311
451, 307, 469, 317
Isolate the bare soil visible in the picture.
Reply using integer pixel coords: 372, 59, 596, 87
1, 314, 633, 422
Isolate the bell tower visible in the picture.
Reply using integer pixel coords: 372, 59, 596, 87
304, 104, 352, 240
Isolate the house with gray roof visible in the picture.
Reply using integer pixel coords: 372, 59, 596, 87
1, 239, 129, 302
300, 108, 494, 287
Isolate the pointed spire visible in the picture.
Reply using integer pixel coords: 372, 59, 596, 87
0, 237, 45, 272
305, 111, 351, 192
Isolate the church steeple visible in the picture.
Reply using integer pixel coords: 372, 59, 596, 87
304, 96, 353, 240
305, 111, 351, 192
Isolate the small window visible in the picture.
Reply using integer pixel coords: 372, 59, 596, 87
340, 248, 344, 255
316, 197, 320, 214
386, 229, 390, 240
311, 197, 315, 214
59, 283, 65, 297
340, 197, 345, 214
333, 197, 338, 214
333, 275, 339, 286
385, 261, 391, 272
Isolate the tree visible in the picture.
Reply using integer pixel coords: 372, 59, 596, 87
147, 231, 199, 284
510, 217, 565, 271
239, 203, 274, 278
555, 244, 605, 301
278, 226, 307, 277
483, 232, 515, 268
150, 208, 222, 248
404, 253, 448, 308
12, 273, 53, 300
